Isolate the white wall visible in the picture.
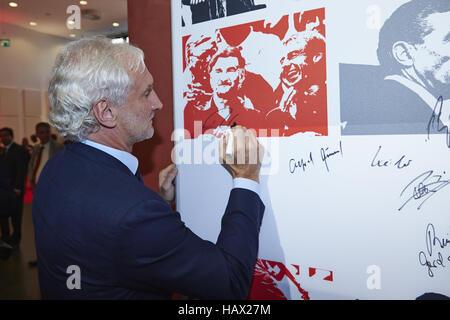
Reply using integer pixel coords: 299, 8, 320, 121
0, 23, 68, 143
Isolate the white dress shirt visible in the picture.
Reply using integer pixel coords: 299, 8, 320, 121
81, 140, 139, 175
81, 140, 260, 196
4, 142, 13, 152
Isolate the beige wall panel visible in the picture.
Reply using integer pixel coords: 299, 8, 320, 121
0, 87, 20, 116
24, 117, 41, 139
23, 89, 42, 117
0, 116, 20, 134
42, 91, 50, 120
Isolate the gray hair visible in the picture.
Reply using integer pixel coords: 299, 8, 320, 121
48, 36, 145, 141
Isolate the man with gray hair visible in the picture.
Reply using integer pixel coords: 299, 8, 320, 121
33, 37, 265, 299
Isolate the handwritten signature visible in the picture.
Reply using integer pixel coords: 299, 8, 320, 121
289, 141, 343, 174
289, 152, 314, 174
370, 145, 412, 169
398, 170, 450, 211
427, 96, 450, 149
418, 223, 450, 277
320, 141, 343, 172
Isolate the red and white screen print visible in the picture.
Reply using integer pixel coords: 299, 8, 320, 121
183, 8, 328, 139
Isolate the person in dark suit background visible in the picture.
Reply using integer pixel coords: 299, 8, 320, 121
0, 156, 15, 260
28, 122, 64, 190
26, 122, 63, 267
341, 0, 450, 135
0, 127, 30, 247
33, 37, 265, 299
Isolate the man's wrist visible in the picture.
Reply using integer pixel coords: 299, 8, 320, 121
233, 173, 260, 183
233, 177, 260, 197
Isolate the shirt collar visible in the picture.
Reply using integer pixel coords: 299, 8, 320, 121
5, 142, 13, 150
80, 140, 139, 175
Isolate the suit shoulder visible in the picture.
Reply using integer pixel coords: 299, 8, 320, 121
10, 143, 27, 153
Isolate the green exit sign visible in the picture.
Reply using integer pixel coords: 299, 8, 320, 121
1, 39, 11, 47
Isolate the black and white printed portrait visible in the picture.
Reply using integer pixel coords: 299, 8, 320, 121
340, 0, 450, 135
181, 0, 267, 26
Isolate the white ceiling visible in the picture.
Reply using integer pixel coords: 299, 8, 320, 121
0, 0, 128, 40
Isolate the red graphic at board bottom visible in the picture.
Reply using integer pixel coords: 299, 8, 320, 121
248, 259, 334, 300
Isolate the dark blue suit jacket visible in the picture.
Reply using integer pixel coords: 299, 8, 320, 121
33, 142, 264, 299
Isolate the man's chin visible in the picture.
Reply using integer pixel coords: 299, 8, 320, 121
135, 130, 155, 144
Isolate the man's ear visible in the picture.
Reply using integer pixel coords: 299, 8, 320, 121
392, 41, 414, 67
92, 99, 117, 129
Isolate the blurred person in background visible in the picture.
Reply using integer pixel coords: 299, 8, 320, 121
0, 127, 30, 247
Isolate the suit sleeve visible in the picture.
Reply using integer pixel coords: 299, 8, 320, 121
114, 188, 264, 299
0, 158, 11, 191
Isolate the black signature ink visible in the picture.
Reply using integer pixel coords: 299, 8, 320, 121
427, 96, 450, 149
399, 170, 450, 211
289, 152, 314, 174
320, 141, 343, 172
418, 223, 450, 277
370, 146, 412, 169
394, 155, 413, 169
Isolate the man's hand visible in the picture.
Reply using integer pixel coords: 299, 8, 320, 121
219, 126, 264, 183
159, 164, 178, 204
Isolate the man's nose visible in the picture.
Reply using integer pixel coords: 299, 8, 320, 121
152, 90, 163, 111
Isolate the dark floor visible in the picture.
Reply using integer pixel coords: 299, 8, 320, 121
0, 203, 41, 299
